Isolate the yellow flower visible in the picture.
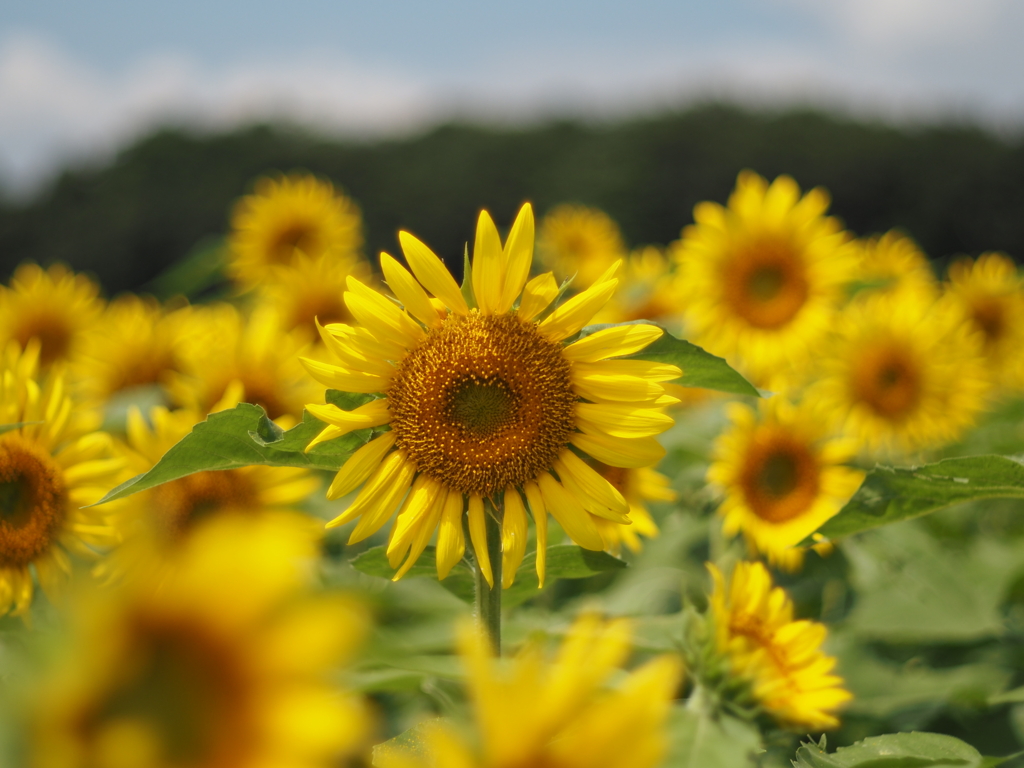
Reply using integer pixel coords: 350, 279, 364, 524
95, 405, 320, 584
30, 514, 372, 768
805, 292, 990, 455
709, 560, 851, 731
593, 246, 683, 328
73, 295, 197, 409
256, 250, 373, 342
707, 399, 865, 570
537, 204, 627, 289
169, 303, 321, 423
852, 230, 937, 302
0, 342, 123, 617
946, 252, 1024, 391
673, 171, 856, 390
376, 614, 682, 768
592, 464, 673, 555
303, 204, 680, 587
228, 173, 364, 289
0, 263, 105, 369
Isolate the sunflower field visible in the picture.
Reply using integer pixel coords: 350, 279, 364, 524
0, 160, 1023, 768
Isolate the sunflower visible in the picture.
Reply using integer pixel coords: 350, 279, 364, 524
805, 292, 990, 455
95, 405, 320, 584
0, 263, 105, 369
851, 230, 937, 302
302, 203, 680, 587
707, 399, 865, 570
591, 464, 673, 555
0, 342, 124, 617
30, 514, 372, 768
74, 295, 198, 410
536, 204, 628, 290
255, 251, 372, 342
593, 246, 683, 328
375, 614, 682, 768
228, 173, 364, 289
946, 252, 1024, 391
709, 560, 850, 731
673, 171, 856, 390
169, 304, 321, 424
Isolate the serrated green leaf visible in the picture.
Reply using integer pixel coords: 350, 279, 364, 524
812, 455, 1024, 541
792, 732, 982, 768
350, 543, 626, 608
664, 707, 760, 768
578, 321, 759, 397
0, 422, 41, 436
92, 391, 380, 506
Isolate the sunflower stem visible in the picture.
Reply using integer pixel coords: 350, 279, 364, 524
475, 500, 503, 654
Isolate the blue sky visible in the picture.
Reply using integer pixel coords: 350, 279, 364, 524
2, 0, 1023, 191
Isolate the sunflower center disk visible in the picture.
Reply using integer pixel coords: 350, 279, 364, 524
158, 471, 260, 540
724, 237, 810, 329
388, 313, 577, 496
972, 299, 1006, 344
0, 437, 67, 567
854, 344, 922, 420
740, 437, 820, 524
269, 222, 318, 264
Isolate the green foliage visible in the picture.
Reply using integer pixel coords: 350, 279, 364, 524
792, 732, 986, 768
4, 106, 1023, 293
92, 391, 379, 505
350, 543, 626, 608
665, 706, 761, 768
581, 321, 760, 397
814, 455, 1024, 541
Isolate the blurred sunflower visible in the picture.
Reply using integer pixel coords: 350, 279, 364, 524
946, 252, 1024, 391
74, 296, 197, 410
536, 204, 628, 289
707, 400, 864, 570
31, 515, 372, 768
169, 304, 321, 424
0, 263, 105, 369
805, 293, 990, 455
673, 171, 855, 390
95, 406, 320, 584
0, 342, 123, 617
591, 463, 673, 556
851, 230, 937, 302
303, 203, 680, 586
255, 250, 372, 342
376, 614, 681, 768
593, 246, 683, 328
228, 173, 364, 289
709, 560, 851, 731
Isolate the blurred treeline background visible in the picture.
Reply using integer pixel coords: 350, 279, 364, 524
2, 103, 1023, 295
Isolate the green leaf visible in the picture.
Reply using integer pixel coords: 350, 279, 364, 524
350, 544, 626, 608
351, 545, 476, 604
989, 686, 1024, 706
578, 321, 759, 397
793, 732, 983, 768
813, 455, 1024, 541
0, 422, 40, 436
664, 706, 760, 768
91, 391, 380, 506
460, 243, 476, 309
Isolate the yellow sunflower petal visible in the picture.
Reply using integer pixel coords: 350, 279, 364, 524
436, 489, 466, 579
326, 432, 397, 499
576, 403, 674, 438
524, 481, 547, 588
300, 357, 388, 394
538, 278, 619, 341
468, 494, 493, 588
380, 252, 443, 329
536, 472, 604, 551
498, 203, 535, 314
399, 230, 468, 314
501, 489, 528, 588
518, 272, 560, 321
570, 431, 666, 468
473, 209, 504, 315
556, 449, 629, 517
562, 323, 664, 362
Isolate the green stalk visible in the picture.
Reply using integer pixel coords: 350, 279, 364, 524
474, 499, 503, 654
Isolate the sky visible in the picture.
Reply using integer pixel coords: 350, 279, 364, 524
2, 0, 1024, 193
